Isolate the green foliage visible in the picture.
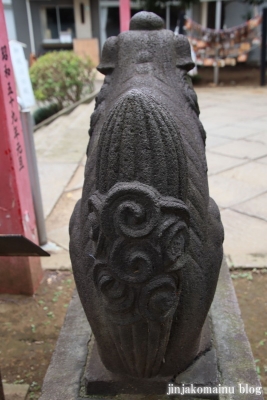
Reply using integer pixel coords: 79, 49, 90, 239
231, 272, 253, 280
30, 51, 95, 110
33, 103, 60, 125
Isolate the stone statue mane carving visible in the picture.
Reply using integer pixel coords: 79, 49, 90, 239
70, 11, 224, 382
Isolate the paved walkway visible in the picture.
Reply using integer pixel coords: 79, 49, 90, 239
34, 85, 267, 270
198, 87, 267, 268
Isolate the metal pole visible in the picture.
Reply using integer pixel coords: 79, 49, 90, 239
25, 0, 35, 55
20, 110, 47, 245
215, 0, 222, 30
166, 2, 170, 30
214, 48, 219, 84
260, 8, 267, 86
214, 0, 222, 85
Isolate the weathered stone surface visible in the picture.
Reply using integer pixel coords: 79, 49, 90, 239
83, 315, 218, 396
69, 11, 224, 381
39, 292, 91, 400
83, 337, 218, 396
84, 339, 174, 396
130, 11, 164, 31
210, 260, 263, 399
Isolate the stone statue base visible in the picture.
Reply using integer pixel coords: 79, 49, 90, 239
39, 260, 263, 400
84, 339, 218, 396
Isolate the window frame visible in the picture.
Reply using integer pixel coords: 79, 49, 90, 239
41, 5, 76, 44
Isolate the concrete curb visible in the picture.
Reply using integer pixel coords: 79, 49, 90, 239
211, 260, 263, 399
33, 90, 98, 132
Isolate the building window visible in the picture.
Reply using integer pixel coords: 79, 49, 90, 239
42, 6, 76, 42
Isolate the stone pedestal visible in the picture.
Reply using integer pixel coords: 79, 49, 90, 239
84, 340, 218, 397
39, 260, 263, 400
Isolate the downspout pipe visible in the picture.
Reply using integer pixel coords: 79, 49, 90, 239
25, 0, 35, 55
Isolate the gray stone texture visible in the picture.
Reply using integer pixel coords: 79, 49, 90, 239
39, 292, 91, 400
210, 260, 263, 400
69, 11, 224, 383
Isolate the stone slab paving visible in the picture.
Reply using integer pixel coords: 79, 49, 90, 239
207, 152, 246, 175
37, 86, 267, 269
220, 209, 267, 268
37, 162, 77, 218
34, 101, 95, 218
232, 192, 267, 221
257, 156, 267, 164
198, 87, 267, 268
34, 97, 95, 271
3, 383, 29, 400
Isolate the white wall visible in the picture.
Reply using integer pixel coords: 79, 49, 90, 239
74, 0, 92, 39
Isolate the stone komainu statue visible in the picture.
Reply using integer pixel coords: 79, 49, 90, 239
70, 12, 224, 379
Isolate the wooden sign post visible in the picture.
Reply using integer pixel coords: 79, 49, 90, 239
0, 1, 43, 295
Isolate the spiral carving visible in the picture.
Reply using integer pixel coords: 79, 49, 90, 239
88, 181, 190, 324
159, 218, 189, 269
88, 192, 105, 242
94, 263, 135, 313
109, 238, 161, 284
100, 182, 160, 239
139, 275, 180, 321
93, 262, 142, 325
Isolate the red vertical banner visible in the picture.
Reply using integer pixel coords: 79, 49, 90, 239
0, 1, 43, 295
119, 0, 131, 32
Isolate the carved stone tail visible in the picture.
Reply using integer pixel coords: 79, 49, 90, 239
85, 89, 190, 378
96, 89, 188, 201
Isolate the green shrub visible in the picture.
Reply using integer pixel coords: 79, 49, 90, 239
191, 74, 202, 85
33, 103, 60, 125
30, 51, 95, 110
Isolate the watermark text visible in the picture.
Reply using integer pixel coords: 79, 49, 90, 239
167, 383, 263, 396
